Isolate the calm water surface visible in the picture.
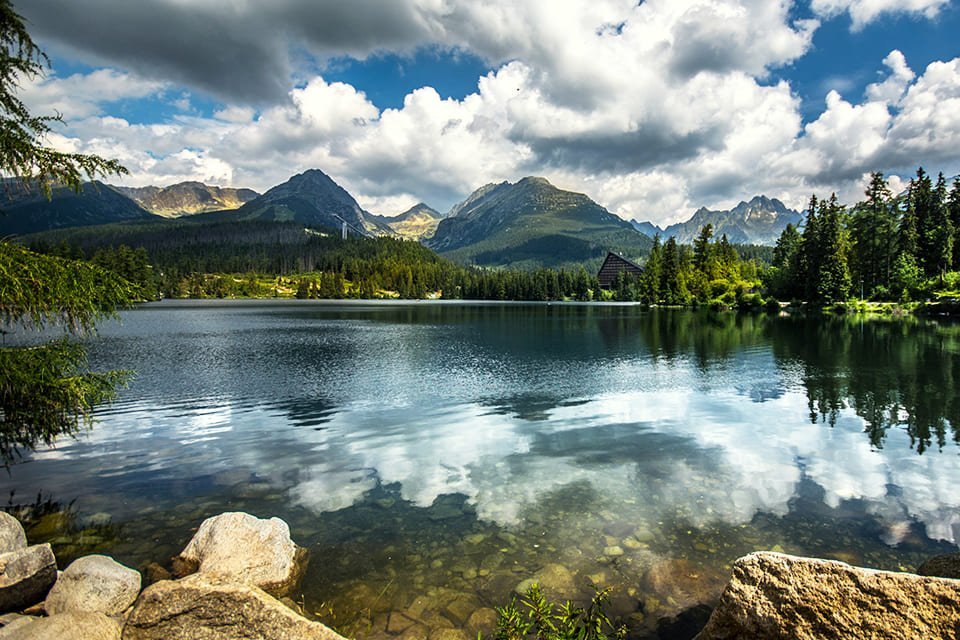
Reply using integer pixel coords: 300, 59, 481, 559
4, 301, 960, 638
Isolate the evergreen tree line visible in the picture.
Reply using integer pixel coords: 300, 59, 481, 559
609, 228, 764, 308
28, 222, 608, 301
768, 168, 960, 303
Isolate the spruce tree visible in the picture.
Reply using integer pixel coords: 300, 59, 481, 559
1, 0, 134, 462
660, 237, 686, 304
815, 195, 852, 303
910, 167, 938, 276
771, 223, 802, 299
641, 236, 663, 304
773, 223, 801, 270
850, 172, 896, 297
928, 172, 954, 280
800, 194, 821, 301
949, 177, 960, 270
692, 224, 713, 274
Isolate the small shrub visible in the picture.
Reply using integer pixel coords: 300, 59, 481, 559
488, 583, 626, 640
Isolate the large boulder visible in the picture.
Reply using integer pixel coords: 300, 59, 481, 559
45, 554, 141, 617
0, 544, 57, 613
0, 514, 27, 554
174, 512, 307, 597
122, 573, 347, 640
3, 611, 121, 640
696, 552, 960, 640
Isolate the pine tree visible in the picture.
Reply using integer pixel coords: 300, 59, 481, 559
641, 236, 663, 304
1, 1, 133, 463
911, 167, 938, 276
928, 173, 954, 280
850, 172, 896, 297
770, 223, 802, 299
949, 177, 960, 270
800, 194, 821, 301
815, 195, 852, 303
660, 237, 687, 304
773, 223, 801, 270
692, 224, 714, 274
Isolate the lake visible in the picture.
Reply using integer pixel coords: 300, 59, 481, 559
3, 300, 959, 639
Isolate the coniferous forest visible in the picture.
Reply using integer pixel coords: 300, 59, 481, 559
22, 168, 960, 311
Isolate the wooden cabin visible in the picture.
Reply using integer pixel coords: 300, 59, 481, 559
597, 251, 643, 288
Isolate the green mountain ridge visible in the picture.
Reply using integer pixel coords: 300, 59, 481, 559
426, 177, 652, 269
0, 179, 154, 235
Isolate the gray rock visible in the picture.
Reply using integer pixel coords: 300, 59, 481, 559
175, 512, 307, 597
0, 544, 57, 613
696, 552, 960, 640
0, 515, 26, 555
917, 552, 960, 579
45, 554, 141, 617
3, 611, 121, 640
122, 573, 347, 640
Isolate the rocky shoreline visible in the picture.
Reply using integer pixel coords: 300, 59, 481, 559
2, 509, 959, 639
0, 511, 346, 639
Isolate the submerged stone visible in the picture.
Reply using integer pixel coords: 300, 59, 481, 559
466, 607, 498, 637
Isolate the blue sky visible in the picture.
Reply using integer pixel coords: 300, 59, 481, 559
16, 0, 960, 224
781, 1, 960, 121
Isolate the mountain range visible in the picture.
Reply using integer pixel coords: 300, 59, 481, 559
113, 182, 259, 217
4, 169, 803, 270
631, 196, 802, 245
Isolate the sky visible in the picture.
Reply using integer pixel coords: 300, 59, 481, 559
14, 0, 960, 225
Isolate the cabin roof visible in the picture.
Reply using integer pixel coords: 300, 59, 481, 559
597, 251, 644, 288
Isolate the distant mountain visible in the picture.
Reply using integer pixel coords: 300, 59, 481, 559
633, 196, 803, 246
629, 220, 662, 239
113, 181, 258, 217
0, 179, 154, 236
368, 203, 443, 240
192, 169, 391, 235
426, 177, 651, 269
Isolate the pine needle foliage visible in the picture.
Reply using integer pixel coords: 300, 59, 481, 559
0, 0, 125, 196
0, 0, 133, 463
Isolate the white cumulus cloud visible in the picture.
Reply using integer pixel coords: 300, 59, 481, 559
15, 1, 960, 222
